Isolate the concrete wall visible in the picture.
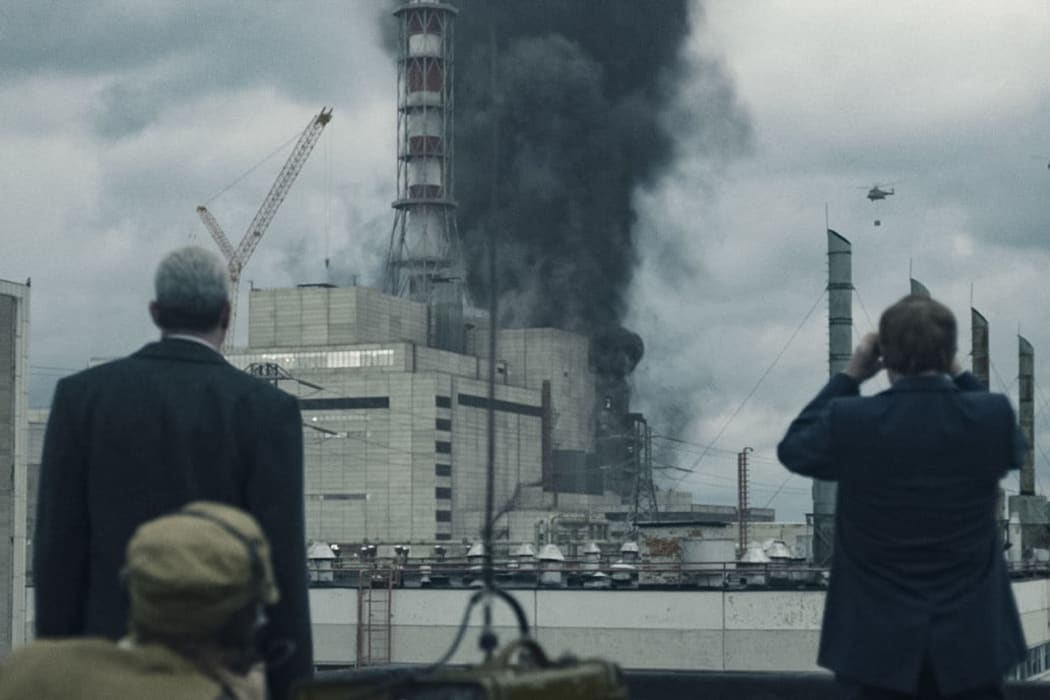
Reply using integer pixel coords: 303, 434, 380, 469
237, 288, 598, 545
225, 347, 545, 544
24, 411, 47, 586
20, 579, 1050, 679
0, 281, 28, 652
307, 579, 1050, 676
495, 328, 595, 452
248, 286, 429, 349
450, 376, 542, 541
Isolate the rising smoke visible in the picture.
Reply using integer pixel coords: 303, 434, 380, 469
381, 0, 751, 450
452, 0, 690, 344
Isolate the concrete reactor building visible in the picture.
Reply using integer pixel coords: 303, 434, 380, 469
219, 0, 725, 551
19, 0, 760, 570
228, 289, 607, 546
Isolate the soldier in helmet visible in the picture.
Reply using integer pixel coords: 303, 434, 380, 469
0, 502, 285, 700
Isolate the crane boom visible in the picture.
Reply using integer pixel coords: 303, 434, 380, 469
195, 106, 333, 352
235, 107, 333, 265
195, 205, 236, 261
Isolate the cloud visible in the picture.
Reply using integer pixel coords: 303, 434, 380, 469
6, 1, 1050, 520
1, 2, 398, 407
625, 1, 1050, 517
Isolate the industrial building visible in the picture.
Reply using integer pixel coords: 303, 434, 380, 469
0, 279, 29, 653
212, 0, 705, 552
224, 283, 722, 548
8, 4, 1050, 694
12, 0, 697, 577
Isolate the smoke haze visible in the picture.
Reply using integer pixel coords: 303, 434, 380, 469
379, 0, 754, 457
451, 0, 690, 337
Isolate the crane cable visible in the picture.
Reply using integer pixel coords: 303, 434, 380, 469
201, 131, 300, 207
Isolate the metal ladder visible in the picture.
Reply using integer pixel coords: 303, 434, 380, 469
356, 568, 393, 666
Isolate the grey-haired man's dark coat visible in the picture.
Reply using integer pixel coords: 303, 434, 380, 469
35, 337, 312, 700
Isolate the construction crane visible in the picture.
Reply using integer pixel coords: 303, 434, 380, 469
196, 106, 333, 352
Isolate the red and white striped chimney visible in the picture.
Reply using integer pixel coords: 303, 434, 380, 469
386, 1, 464, 351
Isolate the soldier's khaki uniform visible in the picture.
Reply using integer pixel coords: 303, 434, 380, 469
0, 639, 227, 700
1, 503, 276, 700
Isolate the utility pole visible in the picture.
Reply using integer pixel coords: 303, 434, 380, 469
628, 414, 658, 528
737, 447, 752, 557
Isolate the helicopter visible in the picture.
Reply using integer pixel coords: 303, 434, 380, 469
866, 185, 895, 201
856, 183, 896, 226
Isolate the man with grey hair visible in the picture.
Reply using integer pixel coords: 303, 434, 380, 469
35, 246, 313, 699
149, 244, 233, 343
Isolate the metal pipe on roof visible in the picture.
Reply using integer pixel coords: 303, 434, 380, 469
909, 278, 930, 297
814, 229, 851, 566
971, 308, 989, 388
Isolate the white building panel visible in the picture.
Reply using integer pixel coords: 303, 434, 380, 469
235, 285, 619, 545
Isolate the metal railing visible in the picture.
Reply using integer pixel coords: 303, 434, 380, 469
309, 557, 1050, 590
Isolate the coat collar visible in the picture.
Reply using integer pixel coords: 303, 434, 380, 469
886, 373, 957, 393
132, 337, 227, 365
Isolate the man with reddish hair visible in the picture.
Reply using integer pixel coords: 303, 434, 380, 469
780, 294, 1026, 699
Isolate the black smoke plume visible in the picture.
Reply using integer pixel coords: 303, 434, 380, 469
450, 0, 696, 498
451, 0, 690, 345
380, 1, 752, 493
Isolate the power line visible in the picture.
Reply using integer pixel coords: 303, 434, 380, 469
650, 433, 781, 464
1032, 380, 1050, 432
761, 472, 800, 508
1029, 380, 1050, 494
669, 287, 827, 490
852, 286, 877, 331
989, 358, 1016, 396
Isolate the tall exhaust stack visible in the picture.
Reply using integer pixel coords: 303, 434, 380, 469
972, 308, 1001, 521
1019, 335, 1035, 496
910, 278, 931, 297
1010, 334, 1048, 553
815, 229, 851, 566
971, 309, 989, 388
386, 0, 464, 351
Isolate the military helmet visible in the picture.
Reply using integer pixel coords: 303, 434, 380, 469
125, 501, 280, 640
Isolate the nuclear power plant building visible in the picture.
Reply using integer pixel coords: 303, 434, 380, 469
214, 0, 698, 551
227, 284, 626, 547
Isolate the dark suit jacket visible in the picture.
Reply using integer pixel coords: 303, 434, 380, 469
35, 337, 312, 700
778, 371, 1026, 695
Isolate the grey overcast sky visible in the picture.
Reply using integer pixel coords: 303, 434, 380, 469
3, 1, 1049, 521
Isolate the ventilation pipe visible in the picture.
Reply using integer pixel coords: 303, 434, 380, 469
814, 229, 851, 566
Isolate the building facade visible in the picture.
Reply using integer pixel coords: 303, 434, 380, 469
0, 279, 29, 651
230, 284, 614, 547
